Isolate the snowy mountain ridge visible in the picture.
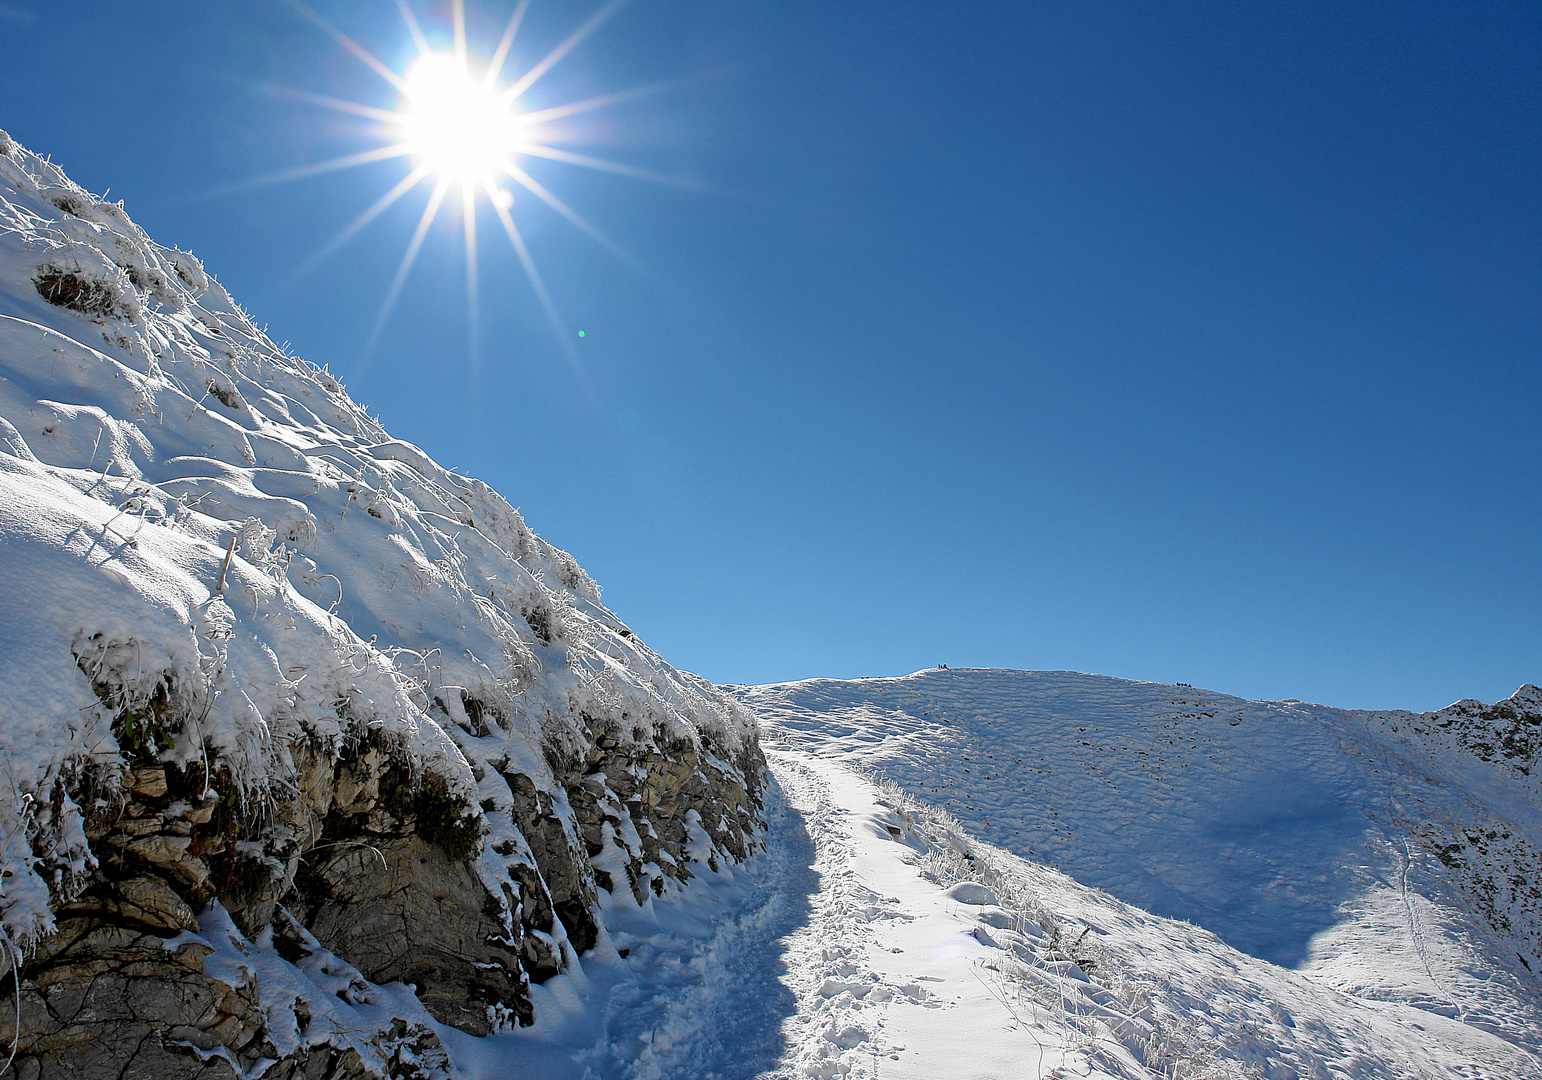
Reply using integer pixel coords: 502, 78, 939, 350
0, 129, 764, 1078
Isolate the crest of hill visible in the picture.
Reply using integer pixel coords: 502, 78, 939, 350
0, 129, 764, 1076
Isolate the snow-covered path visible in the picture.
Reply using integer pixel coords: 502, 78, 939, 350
756, 746, 1127, 1080
473, 741, 1127, 1079
476, 695, 1542, 1079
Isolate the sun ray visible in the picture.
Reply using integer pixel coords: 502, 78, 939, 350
287, 0, 409, 93
394, 0, 431, 56
452, 0, 468, 67
502, 160, 686, 306
501, 162, 638, 267
365, 177, 452, 357
282, 164, 433, 289
514, 79, 677, 128
514, 142, 700, 189
462, 180, 481, 370
485, 179, 578, 359
258, 84, 401, 125
206, 144, 415, 199
502, 0, 628, 105
484, 0, 532, 88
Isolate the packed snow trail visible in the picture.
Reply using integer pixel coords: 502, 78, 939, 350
754, 746, 1135, 1080
475, 742, 1131, 1079
465, 725, 1542, 1078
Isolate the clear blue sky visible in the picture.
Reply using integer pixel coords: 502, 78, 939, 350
2, 2, 1538, 711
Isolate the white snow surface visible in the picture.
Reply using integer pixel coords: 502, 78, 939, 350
123, 666, 1542, 1079
738, 668, 1542, 1078
3, 129, 1539, 1079
430, 687, 1542, 1079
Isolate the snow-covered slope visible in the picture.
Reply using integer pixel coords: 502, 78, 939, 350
0, 130, 764, 1078
742, 668, 1542, 1076
463, 674, 1542, 1078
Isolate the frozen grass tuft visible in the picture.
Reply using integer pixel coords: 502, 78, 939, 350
33, 260, 139, 320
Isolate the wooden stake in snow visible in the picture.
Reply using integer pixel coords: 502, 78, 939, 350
215, 536, 236, 593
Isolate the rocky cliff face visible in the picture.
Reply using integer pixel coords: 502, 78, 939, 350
1368, 684, 1542, 974
0, 131, 765, 1079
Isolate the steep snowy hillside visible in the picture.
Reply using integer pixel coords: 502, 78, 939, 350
744, 669, 1542, 1076
0, 131, 764, 1079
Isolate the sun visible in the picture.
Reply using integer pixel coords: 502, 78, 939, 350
399, 53, 520, 187
271, 0, 672, 359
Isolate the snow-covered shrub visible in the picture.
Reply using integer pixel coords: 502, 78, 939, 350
104, 234, 184, 313
48, 190, 89, 217
521, 599, 557, 644
33, 258, 139, 320
549, 547, 599, 602
206, 377, 242, 410
160, 245, 207, 292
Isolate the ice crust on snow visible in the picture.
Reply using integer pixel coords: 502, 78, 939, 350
0, 132, 755, 1018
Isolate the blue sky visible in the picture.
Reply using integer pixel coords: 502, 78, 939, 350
2, 1, 1537, 710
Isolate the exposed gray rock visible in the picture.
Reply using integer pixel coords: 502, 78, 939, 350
1, 920, 252, 1079
1380, 684, 1542, 971
296, 831, 528, 1035
1, 677, 766, 1079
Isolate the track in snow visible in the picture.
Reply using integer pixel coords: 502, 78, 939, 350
471, 689, 1542, 1078
485, 745, 1115, 1079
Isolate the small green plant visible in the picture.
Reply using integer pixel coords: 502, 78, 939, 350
413, 774, 481, 861
112, 684, 176, 761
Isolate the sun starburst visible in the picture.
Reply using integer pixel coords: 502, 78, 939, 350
274, 0, 666, 361
399, 53, 520, 186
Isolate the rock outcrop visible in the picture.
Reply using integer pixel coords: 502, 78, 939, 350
1373, 684, 1542, 972
0, 132, 766, 1079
